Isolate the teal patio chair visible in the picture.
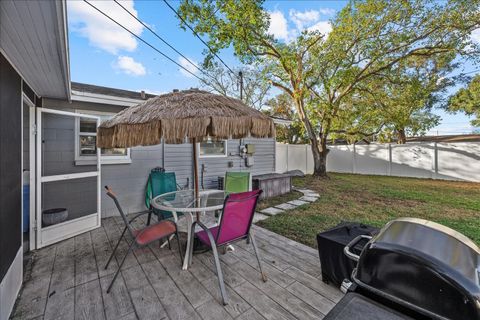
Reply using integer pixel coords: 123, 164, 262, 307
224, 171, 251, 193
145, 170, 187, 225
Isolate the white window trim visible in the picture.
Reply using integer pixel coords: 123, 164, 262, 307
74, 109, 132, 165
198, 139, 228, 158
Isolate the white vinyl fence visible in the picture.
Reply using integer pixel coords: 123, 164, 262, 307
275, 142, 480, 182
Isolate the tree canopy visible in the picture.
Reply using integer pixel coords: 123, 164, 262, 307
448, 75, 480, 126
176, 0, 480, 175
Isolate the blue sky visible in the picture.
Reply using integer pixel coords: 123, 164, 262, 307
68, 0, 479, 135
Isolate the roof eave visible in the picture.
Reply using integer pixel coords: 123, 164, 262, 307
55, 0, 71, 101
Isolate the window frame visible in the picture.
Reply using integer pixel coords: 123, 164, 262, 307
74, 109, 131, 165
198, 139, 228, 158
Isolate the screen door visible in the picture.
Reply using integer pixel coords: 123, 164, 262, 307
35, 108, 101, 248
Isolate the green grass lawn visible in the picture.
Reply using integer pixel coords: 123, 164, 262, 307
257, 173, 480, 248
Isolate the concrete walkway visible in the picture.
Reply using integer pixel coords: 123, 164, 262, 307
253, 189, 319, 223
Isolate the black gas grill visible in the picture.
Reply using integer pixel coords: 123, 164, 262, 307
325, 218, 480, 320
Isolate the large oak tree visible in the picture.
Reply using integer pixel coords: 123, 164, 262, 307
176, 0, 480, 176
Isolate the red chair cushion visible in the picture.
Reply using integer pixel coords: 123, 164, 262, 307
196, 226, 220, 247
134, 221, 176, 246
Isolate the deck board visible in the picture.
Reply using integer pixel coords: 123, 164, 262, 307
12, 217, 342, 319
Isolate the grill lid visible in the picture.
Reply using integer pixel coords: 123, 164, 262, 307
374, 218, 480, 283
352, 218, 480, 320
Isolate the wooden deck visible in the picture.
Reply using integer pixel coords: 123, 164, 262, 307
11, 216, 343, 320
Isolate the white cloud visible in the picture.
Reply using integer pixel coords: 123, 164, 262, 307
268, 10, 290, 41
472, 28, 480, 43
113, 56, 146, 76
68, 0, 144, 54
319, 8, 336, 16
268, 8, 335, 42
307, 21, 332, 36
289, 9, 320, 30
178, 57, 199, 78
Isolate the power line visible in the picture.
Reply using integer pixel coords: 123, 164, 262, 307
83, 0, 210, 85
463, 69, 480, 75
113, 0, 211, 80
162, 0, 236, 76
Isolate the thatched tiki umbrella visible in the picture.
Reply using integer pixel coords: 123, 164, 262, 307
97, 89, 275, 201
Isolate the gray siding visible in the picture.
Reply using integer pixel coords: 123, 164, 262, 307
199, 138, 276, 189
41, 98, 275, 217
101, 144, 164, 217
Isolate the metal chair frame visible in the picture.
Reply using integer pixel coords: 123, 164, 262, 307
104, 186, 183, 293
188, 190, 267, 305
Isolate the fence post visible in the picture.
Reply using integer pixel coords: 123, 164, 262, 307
305, 144, 308, 174
286, 144, 289, 172
433, 142, 438, 179
352, 143, 357, 174
388, 144, 392, 176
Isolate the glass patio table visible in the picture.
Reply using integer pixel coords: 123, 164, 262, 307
152, 189, 227, 270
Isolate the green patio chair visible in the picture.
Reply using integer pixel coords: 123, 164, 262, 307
224, 171, 251, 193
145, 170, 186, 225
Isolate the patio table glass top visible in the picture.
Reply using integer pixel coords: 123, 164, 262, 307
152, 189, 227, 213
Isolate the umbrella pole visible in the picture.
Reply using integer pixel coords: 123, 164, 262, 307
192, 138, 200, 221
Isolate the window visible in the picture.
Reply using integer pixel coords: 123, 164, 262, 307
199, 138, 227, 157
75, 110, 131, 165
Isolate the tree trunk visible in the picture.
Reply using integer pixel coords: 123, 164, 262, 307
311, 136, 329, 176
293, 98, 329, 176
397, 128, 407, 144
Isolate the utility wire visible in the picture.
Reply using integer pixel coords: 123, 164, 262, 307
113, 0, 211, 80
83, 0, 210, 85
162, 0, 236, 76
463, 69, 480, 75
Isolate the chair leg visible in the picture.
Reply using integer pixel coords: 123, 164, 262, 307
160, 234, 175, 248
147, 210, 152, 226
211, 245, 228, 305
175, 231, 183, 265
196, 221, 228, 305
249, 231, 267, 282
105, 226, 127, 269
107, 241, 135, 293
167, 237, 171, 250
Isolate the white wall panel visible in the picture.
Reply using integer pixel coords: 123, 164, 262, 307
437, 142, 480, 182
327, 146, 354, 173
355, 144, 389, 175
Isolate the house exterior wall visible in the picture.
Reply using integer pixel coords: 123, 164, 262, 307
42, 98, 276, 217
0, 52, 23, 320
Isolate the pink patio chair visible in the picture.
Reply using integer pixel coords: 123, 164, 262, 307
104, 186, 183, 293
189, 189, 267, 305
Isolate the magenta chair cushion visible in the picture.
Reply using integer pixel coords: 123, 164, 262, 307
196, 226, 219, 247
196, 190, 261, 247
